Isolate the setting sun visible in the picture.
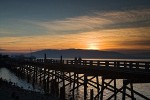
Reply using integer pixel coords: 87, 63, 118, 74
0, 1, 149, 53
87, 42, 99, 50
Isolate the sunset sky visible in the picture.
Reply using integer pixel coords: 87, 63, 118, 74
0, 0, 150, 53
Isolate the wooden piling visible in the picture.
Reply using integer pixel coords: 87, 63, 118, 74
46, 76, 49, 93
35, 66, 38, 83
62, 72, 65, 88
51, 78, 59, 97
84, 74, 88, 100
90, 89, 94, 100
77, 74, 79, 90
43, 78, 46, 93
100, 77, 104, 100
39, 69, 42, 84
114, 79, 117, 100
130, 82, 135, 100
96, 76, 100, 99
32, 66, 35, 88
122, 80, 127, 100
72, 73, 76, 99
60, 86, 65, 99
69, 72, 72, 87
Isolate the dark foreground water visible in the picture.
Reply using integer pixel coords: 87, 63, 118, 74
0, 67, 150, 100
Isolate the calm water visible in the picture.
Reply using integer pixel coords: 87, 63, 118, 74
0, 58, 150, 100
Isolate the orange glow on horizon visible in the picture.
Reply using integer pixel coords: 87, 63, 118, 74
0, 8, 150, 53
86, 41, 100, 50
0, 27, 149, 53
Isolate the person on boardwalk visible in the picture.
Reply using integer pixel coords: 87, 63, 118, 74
78, 57, 82, 65
74, 57, 78, 65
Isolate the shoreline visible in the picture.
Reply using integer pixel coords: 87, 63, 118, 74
0, 78, 59, 100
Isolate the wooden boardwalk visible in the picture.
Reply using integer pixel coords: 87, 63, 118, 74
34, 58, 150, 79
1, 56, 150, 100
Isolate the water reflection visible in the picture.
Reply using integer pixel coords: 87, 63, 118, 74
0, 67, 42, 92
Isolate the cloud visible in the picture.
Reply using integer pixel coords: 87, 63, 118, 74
99, 9, 150, 29
0, 48, 6, 51
0, 29, 21, 38
99, 9, 150, 22
118, 39, 150, 46
0, 29, 13, 37
35, 8, 150, 35
0, 19, 48, 37
36, 15, 113, 34
0, 8, 150, 51
1, 8, 149, 37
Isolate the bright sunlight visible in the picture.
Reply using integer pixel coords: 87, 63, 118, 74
87, 42, 99, 50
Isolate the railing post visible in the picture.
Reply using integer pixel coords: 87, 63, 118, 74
129, 62, 133, 70
117, 61, 120, 68
83, 60, 86, 65
145, 62, 149, 70
106, 61, 109, 68
67, 60, 68, 64
136, 62, 139, 69
75, 57, 78, 65
124, 61, 127, 68
60, 55, 63, 64
97, 61, 100, 66
90, 61, 93, 66
114, 61, 117, 67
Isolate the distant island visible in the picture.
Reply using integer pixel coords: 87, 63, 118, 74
23, 49, 150, 59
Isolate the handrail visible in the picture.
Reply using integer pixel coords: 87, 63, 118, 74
35, 59, 150, 71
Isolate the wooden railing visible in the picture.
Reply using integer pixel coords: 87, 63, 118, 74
35, 59, 150, 71
66, 60, 150, 70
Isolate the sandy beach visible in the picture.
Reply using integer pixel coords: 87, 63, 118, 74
0, 78, 59, 100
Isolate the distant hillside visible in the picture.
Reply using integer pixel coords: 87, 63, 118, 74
25, 49, 150, 59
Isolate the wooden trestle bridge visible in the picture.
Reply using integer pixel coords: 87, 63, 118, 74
1, 55, 150, 100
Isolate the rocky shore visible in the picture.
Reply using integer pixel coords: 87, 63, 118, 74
0, 78, 59, 100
